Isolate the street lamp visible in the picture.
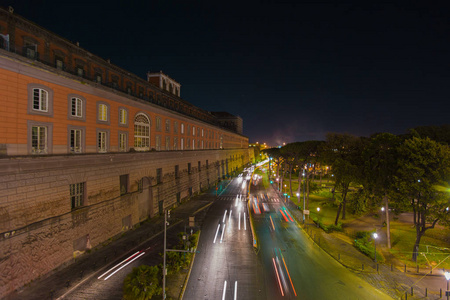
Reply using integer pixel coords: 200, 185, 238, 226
284, 184, 287, 201
302, 171, 306, 224
373, 232, 378, 263
445, 271, 450, 300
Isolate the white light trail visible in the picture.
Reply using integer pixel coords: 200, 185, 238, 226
229, 210, 232, 223
98, 251, 140, 279
222, 281, 227, 300
223, 210, 227, 223
273, 257, 284, 296
239, 212, 241, 230
103, 252, 146, 280
244, 212, 247, 230
235, 195, 239, 207
220, 224, 226, 243
214, 224, 220, 243
234, 281, 237, 300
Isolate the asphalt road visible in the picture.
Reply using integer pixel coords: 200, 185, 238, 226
185, 169, 393, 300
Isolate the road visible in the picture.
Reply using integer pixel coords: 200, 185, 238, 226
185, 168, 393, 299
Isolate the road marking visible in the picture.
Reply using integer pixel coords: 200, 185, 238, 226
234, 281, 237, 300
222, 280, 227, 300
244, 212, 247, 230
223, 210, 227, 223
214, 224, 220, 243
220, 224, 226, 243
229, 209, 232, 223
239, 212, 241, 230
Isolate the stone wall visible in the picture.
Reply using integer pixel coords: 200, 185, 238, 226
0, 148, 253, 297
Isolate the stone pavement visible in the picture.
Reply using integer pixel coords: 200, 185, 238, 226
3, 185, 224, 300
271, 184, 449, 300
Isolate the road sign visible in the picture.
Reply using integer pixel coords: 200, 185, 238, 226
303, 210, 310, 215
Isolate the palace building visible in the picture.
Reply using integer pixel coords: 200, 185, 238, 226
0, 6, 252, 297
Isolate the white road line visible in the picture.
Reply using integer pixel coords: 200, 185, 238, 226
239, 212, 241, 230
223, 210, 227, 223
234, 281, 238, 300
214, 224, 220, 243
220, 224, 226, 243
229, 210, 232, 223
222, 281, 227, 300
244, 212, 247, 230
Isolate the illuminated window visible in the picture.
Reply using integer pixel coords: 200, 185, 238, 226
181, 123, 185, 134
134, 114, 150, 150
33, 88, 48, 112
98, 131, 107, 153
156, 117, 162, 131
31, 126, 47, 154
71, 97, 82, 117
70, 182, 85, 209
119, 108, 128, 125
70, 129, 82, 153
98, 104, 108, 121
119, 132, 127, 152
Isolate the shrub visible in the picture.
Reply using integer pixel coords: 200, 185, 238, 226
353, 231, 384, 262
123, 265, 161, 300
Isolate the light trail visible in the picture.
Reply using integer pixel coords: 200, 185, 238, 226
229, 210, 232, 223
222, 281, 227, 300
272, 257, 284, 296
283, 208, 294, 222
98, 251, 141, 279
103, 252, 145, 280
270, 215, 275, 231
213, 224, 220, 243
223, 210, 227, 223
235, 195, 239, 207
279, 209, 289, 222
239, 212, 241, 230
220, 224, 226, 243
234, 281, 237, 300
280, 249, 297, 296
244, 212, 247, 230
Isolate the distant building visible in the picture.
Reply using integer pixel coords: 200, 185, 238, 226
0, 6, 252, 298
211, 111, 243, 135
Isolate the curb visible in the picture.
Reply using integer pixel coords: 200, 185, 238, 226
179, 230, 201, 300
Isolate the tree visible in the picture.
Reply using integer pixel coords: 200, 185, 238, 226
123, 265, 162, 300
393, 137, 450, 262
362, 132, 402, 248
323, 133, 365, 224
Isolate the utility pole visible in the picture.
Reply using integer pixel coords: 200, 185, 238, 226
162, 209, 169, 299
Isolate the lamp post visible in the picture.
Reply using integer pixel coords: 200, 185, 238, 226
302, 171, 306, 224
284, 184, 287, 201
445, 271, 450, 300
316, 207, 320, 227
372, 232, 378, 263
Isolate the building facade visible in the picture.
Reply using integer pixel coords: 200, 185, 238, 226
0, 7, 252, 297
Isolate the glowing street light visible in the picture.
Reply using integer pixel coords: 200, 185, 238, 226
373, 232, 378, 263
445, 271, 450, 300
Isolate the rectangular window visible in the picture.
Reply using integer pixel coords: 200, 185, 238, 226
119, 109, 127, 125
119, 133, 127, 152
156, 135, 161, 151
202, 128, 204, 137
77, 66, 84, 77
188, 163, 191, 174
95, 74, 102, 83
174, 121, 178, 134
71, 97, 82, 117
206, 160, 209, 168
98, 104, 108, 121
120, 174, 129, 195
181, 123, 185, 134
174, 137, 178, 150
201, 140, 204, 149
192, 139, 195, 150
156, 168, 162, 184
175, 165, 179, 179
56, 58, 64, 70
98, 131, 107, 152
31, 126, 47, 154
180, 138, 184, 150
156, 117, 161, 131
192, 127, 196, 136
33, 88, 48, 112
165, 119, 170, 132
70, 182, 85, 209
198, 161, 201, 172
70, 129, 82, 153
165, 136, 170, 150
187, 125, 191, 136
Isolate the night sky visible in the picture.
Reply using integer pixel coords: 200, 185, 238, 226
4, 1, 450, 146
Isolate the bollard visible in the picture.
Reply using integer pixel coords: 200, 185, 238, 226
338, 253, 341, 260
104, 256, 107, 263
425, 288, 427, 297
362, 263, 364, 271
440, 288, 442, 298
416, 265, 419, 273
430, 267, 432, 274
80, 270, 83, 279
404, 264, 406, 273
411, 286, 413, 296
405, 291, 407, 300
50, 290, 55, 300
66, 280, 70, 288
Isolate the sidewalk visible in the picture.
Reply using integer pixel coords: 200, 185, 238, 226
271, 184, 449, 300
3, 187, 222, 300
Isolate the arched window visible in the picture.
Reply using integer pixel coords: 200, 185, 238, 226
134, 113, 150, 151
